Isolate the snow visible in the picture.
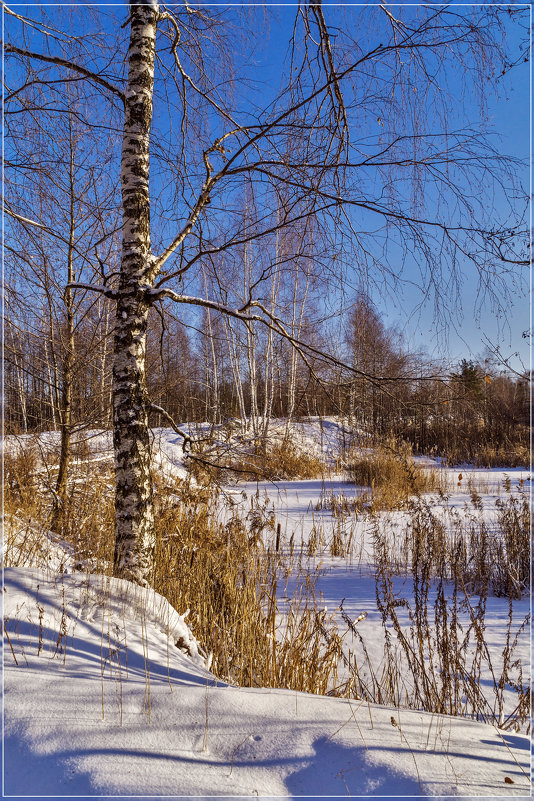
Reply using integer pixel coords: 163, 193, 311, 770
3, 420, 532, 797
4, 567, 530, 798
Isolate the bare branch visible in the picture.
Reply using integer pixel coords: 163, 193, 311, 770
152, 129, 243, 273
4, 44, 126, 105
66, 282, 116, 299
1, 2, 73, 43
149, 404, 192, 452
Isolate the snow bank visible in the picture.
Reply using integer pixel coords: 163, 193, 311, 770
4, 566, 530, 797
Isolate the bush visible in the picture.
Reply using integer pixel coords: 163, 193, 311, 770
189, 437, 324, 483
345, 440, 440, 510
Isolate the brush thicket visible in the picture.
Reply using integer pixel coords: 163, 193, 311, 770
345, 440, 444, 511
189, 436, 324, 483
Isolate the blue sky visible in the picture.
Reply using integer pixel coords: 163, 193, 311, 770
252, 4, 531, 372
6, 2, 530, 374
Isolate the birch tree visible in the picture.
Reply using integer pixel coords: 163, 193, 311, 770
4, 76, 118, 530
5, 2, 528, 583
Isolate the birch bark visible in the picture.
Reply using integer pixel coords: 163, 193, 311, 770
113, 1, 159, 582
7, 319, 28, 433
51, 139, 76, 534
223, 316, 247, 428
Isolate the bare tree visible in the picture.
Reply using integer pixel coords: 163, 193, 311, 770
4, 2, 528, 582
4, 75, 119, 530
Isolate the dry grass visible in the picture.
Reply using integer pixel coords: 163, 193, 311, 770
189, 436, 324, 483
4, 437, 530, 732
4, 441, 115, 570
445, 439, 529, 469
4, 445, 41, 516
368, 491, 531, 730
371, 487, 530, 600
152, 478, 348, 691
344, 440, 443, 510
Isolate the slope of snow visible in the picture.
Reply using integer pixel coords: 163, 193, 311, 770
4, 565, 530, 798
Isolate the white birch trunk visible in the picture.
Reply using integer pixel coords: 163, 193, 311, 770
51, 136, 76, 533
286, 265, 309, 428
42, 305, 59, 431
223, 316, 247, 428
7, 319, 28, 433
113, 1, 158, 583
246, 321, 259, 437
242, 240, 260, 438
98, 297, 113, 426
261, 236, 282, 439
203, 304, 220, 424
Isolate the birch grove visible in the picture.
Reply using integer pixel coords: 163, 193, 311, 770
4, 2, 528, 583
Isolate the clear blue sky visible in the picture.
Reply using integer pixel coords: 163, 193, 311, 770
253, 4, 531, 373
7, 2, 530, 374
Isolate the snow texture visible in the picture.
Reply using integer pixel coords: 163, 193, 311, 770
2, 419, 531, 797
4, 565, 530, 798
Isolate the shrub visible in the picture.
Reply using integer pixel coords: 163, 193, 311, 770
345, 440, 440, 509
189, 436, 324, 483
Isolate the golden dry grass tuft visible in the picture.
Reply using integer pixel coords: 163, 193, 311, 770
189, 436, 324, 483
4, 444, 40, 516
345, 440, 442, 510
152, 478, 346, 690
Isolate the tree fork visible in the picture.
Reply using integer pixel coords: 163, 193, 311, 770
113, 1, 159, 583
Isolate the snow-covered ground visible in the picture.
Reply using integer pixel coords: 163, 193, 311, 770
4, 566, 531, 797
3, 420, 531, 797
232, 473, 530, 724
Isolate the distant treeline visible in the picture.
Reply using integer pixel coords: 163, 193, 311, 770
5, 292, 529, 465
